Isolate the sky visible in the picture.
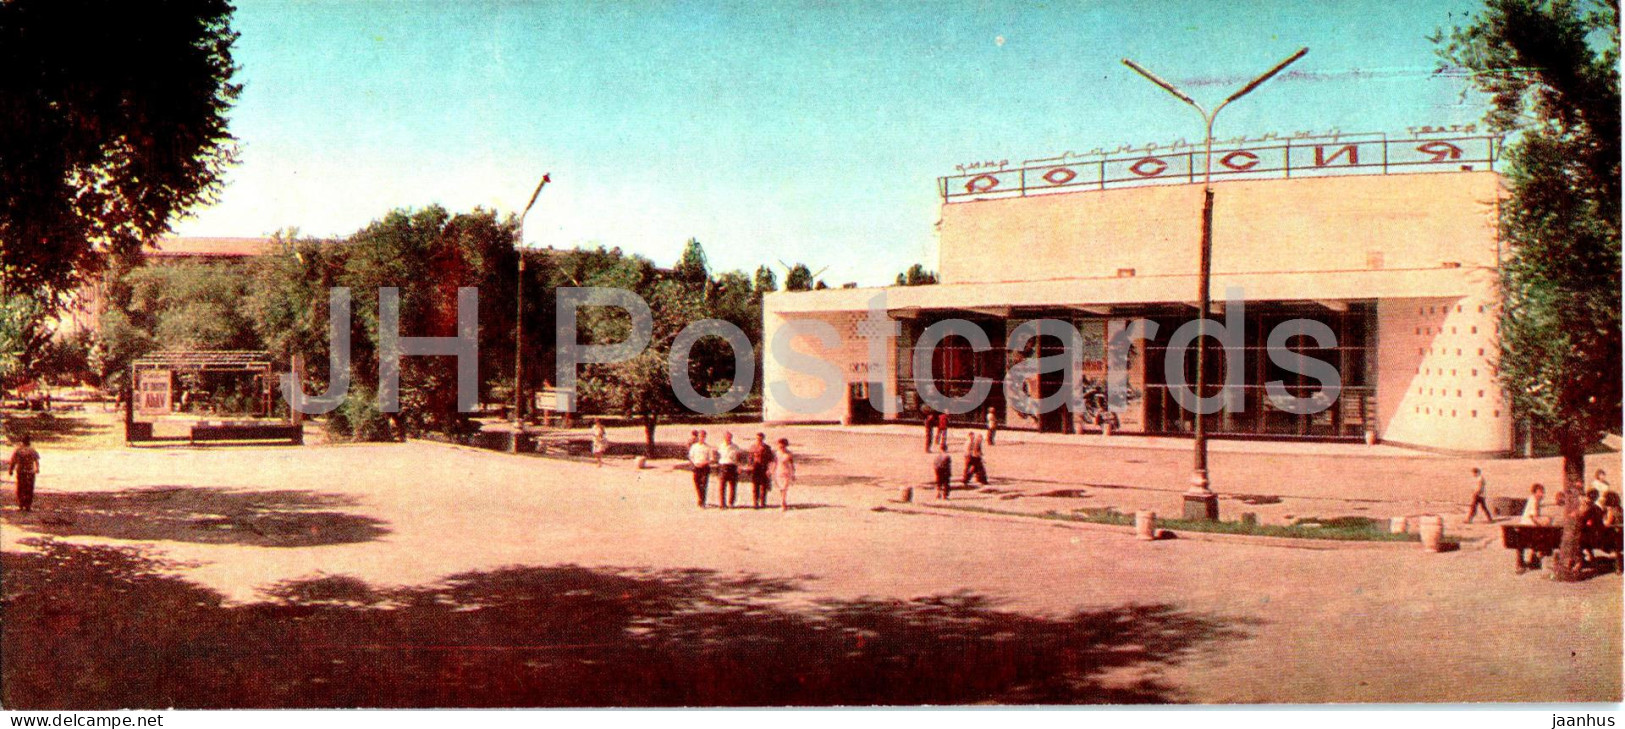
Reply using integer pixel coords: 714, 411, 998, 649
174, 0, 1491, 286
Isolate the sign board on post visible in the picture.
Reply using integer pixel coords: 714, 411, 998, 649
137, 370, 172, 417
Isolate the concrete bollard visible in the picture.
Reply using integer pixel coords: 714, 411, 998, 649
1135, 510, 1157, 541
634, 456, 648, 470
1389, 516, 1409, 534
899, 486, 913, 503
1417, 514, 1445, 552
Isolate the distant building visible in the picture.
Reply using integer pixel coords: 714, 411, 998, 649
55, 236, 276, 337
763, 132, 1512, 455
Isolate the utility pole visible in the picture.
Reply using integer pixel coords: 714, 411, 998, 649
1122, 48, 1306, 519
513, 173, 552, 431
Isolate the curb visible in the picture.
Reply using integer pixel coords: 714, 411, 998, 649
876, 501, 1453, 552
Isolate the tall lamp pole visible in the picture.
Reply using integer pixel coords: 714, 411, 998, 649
513, 173, 552, 429
1122, 48, 1306, 518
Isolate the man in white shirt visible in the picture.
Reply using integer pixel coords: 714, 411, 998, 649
1590, 469, 1612, 499
688, 431, 715, 508
716, 431, 743, 509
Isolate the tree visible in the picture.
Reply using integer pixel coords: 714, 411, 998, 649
575, 269, 690, 456
784, 263, 816, 292
895, 263, 938, 286
673, 238, 710, 287
752, 265, 778, 295
0, 295, 52, 389
1438, 0, 1620, 580
0, 0, 240, 303
339, 206, 515, 438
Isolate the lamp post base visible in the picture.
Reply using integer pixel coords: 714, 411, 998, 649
1183, 492, 1219, 521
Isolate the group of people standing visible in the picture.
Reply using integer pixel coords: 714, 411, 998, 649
921, 408, 999, 453
686, 430, 795, 511
925, 409, 993, 500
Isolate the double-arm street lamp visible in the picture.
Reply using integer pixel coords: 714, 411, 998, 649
1121, 48, 1307, 518
513, 173, 552, 429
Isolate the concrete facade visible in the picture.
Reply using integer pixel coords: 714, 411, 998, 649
763, 163, 1513, 455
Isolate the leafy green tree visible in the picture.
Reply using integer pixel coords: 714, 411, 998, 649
1438, 0, 1619, 580
88, 309, 156, 394
34, 330, 93, 386
245, 233, 344, 390
573, 269, 687, 456
895, 264, 938, 286
0, 295, 51, 389
339, 206, 517, 438
784, 263, 816, 292
673, 238, 710, 287
0, 0, 240, 302
753, 265, 778, 294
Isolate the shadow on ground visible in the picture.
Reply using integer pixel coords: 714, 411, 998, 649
3, 540, 1253, 708
1, 412, 111, 444
1, 487, 389, 547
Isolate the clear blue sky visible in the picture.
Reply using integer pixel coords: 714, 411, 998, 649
174, 0, 1490, 285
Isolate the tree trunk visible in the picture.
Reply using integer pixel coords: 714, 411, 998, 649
643, 414, 657, 458
1551, 430, 1589, 582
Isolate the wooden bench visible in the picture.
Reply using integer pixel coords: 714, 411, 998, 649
1501, 524, 1623, 573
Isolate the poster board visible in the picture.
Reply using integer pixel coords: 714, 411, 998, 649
136, 369, 172, 417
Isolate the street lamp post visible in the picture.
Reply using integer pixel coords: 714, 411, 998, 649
513, 173, 552, 433
1122, 48, 1306, 519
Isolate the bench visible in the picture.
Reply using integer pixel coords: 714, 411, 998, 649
1501, 524, 1623, 573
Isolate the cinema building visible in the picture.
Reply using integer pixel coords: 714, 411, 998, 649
762, 132, 1514, 455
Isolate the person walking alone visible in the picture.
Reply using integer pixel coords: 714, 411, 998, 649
590, 420, 609, 467
1466, 467, 1495, 524
985, 407, 997, 446
961, 431, 988, 487
688, 431, 715, 508
7, 434, 39, 513
933, 445, 953, 499
748, 432, 775, 509
774, 438, 796, 511
935, 412, 950, 452
923, 409, 936, 452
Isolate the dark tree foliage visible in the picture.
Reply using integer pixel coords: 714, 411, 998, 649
894, 263, 938, 286
1438, 0, 1620, 580
784, 263, 816, 292
0, 0, 240, 302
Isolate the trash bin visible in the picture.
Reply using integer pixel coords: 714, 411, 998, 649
1135, 510, 1157, 541
1417, 515, 1445, 552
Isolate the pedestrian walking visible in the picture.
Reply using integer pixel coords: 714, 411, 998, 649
688, 431, 714, 508
935, 412, 950, 451
1466, 467, 1495, 523
933, 445, 953, 499
961, 431, 988, 487
748, 432, 775, 509
590, 419, 609, 467
717, 432, 742, 509
7, 434, 39, 513
774, 438, 796, 511
985, 407, 997, 446
923, 409, 936, 452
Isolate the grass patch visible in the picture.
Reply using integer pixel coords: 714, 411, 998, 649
931, 504, 1443, 544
